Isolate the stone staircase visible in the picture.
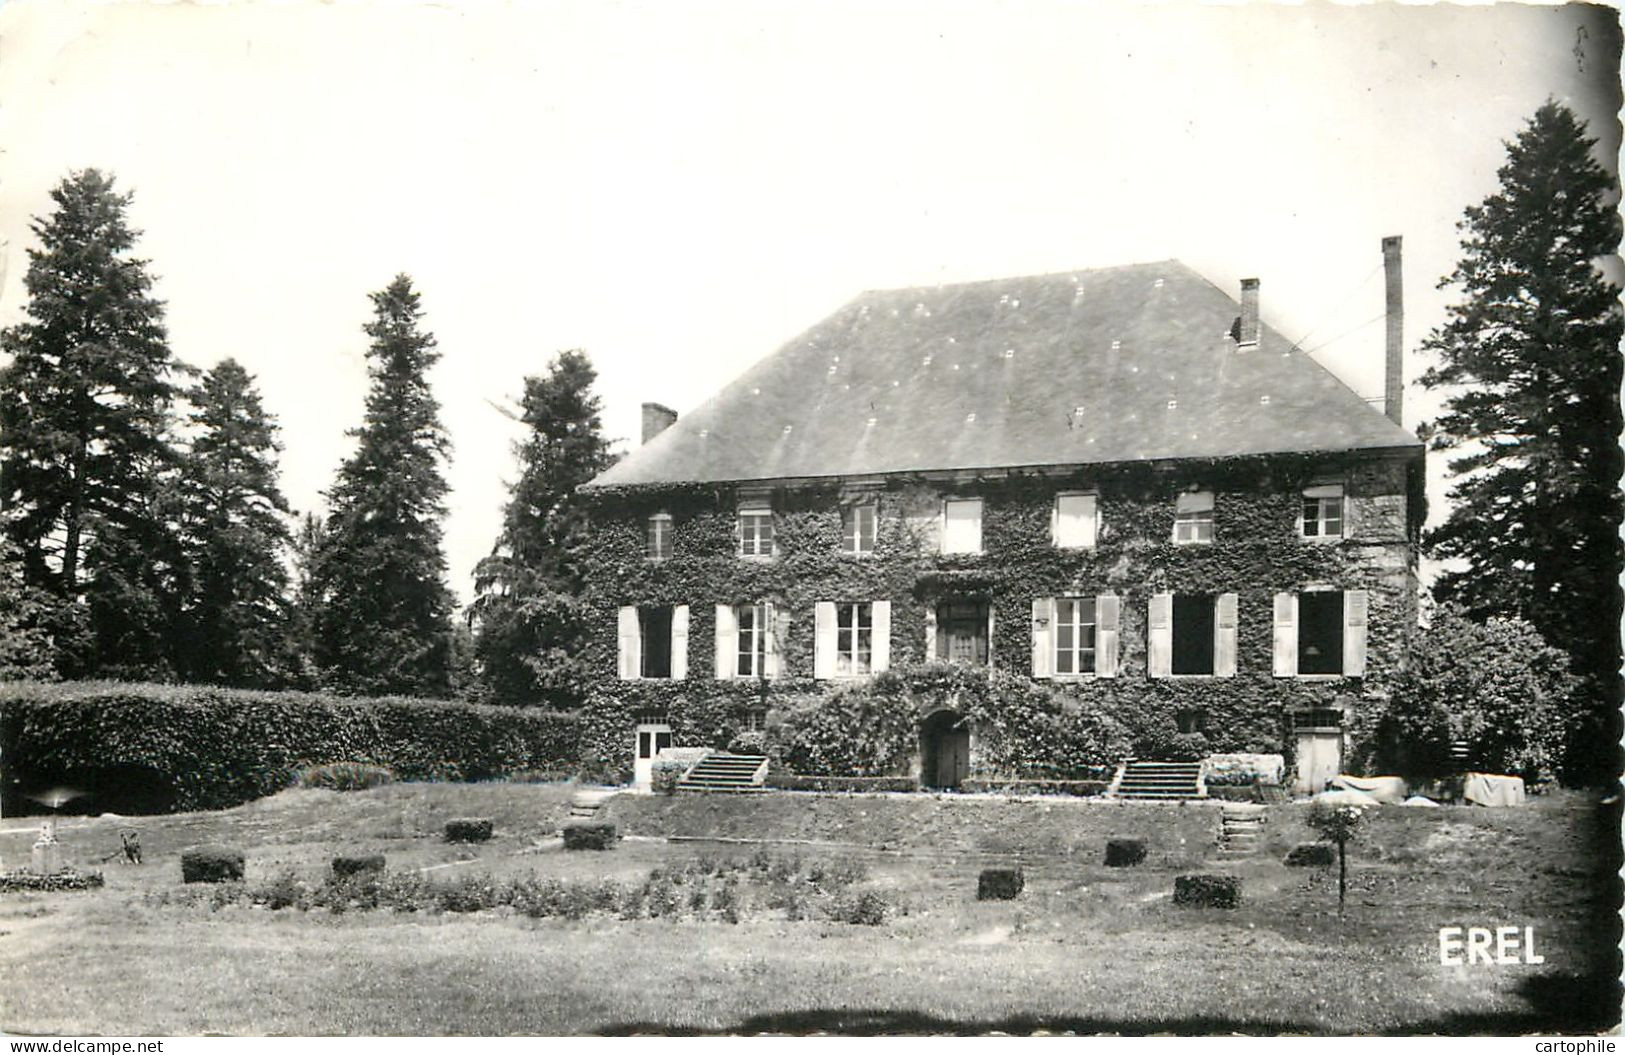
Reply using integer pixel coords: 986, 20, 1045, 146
676, 752, 769, 793
1217, 803, 1268, 857
1107, 760, 1205, 801
567, 788, 617, 821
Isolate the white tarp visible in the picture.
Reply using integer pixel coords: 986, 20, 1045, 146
1330, 774, 1408, 804
1463, 772, 1526, 807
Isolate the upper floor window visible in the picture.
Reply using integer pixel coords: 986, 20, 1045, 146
941, 498, 983, 554
1301, 485, 1345, 540
645, 513, 672, 561
738, 507, 774, 558
842, 503, 878, 556
1053, 493, 1098, 549
1172, 491, 1214, 544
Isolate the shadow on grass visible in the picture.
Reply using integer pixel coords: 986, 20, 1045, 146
595, 971, 1623, 1036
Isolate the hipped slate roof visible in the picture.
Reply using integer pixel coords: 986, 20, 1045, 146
585, 260, 1420, 490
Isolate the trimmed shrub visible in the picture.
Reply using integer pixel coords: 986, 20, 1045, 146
834, 890, 889, 925
1173, 874, 1240, 908
1203, 753, 1285, 787
296, 762, 395, 791
563, 821, 618, 850
977, 867, 1024, 900
332, 854, 386, 877
765, 774, 918, 793
650, 758, 688, 796
444, 818, 493, 843
182, 846, 245, 884
728, 730, 769, 756
1284, 843, 1335, 867
0, 869, 104, 892
1104, 838, 1147, 867
0, 680, 581, 812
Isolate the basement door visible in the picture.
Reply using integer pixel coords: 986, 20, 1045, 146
633, 723, 672, 791
1294, 730, 1342, 796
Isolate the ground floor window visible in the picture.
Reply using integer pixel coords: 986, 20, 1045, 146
1298, 591, 1345, 674
836, 603, 873, 675
1054, 597, 1097, 675
736, 603, 770, 677
640, 606, 673, 678
1171, 593, 1216, 675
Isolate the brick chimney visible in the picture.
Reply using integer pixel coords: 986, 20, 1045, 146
641, 402, 678, 445
1382, 236, 1404, 426
1237, 278, 1260, 348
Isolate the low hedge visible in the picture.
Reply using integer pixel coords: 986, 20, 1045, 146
977, 867, 1024, 900
0, 869, 105, 893
444, 819, 494, 844
764, 774, 919, 794
563, 821, 618, 850
1104, 838, 1147, 867
0, 680, 581, 812
960, 778, 1108, 798
332, 854, 386, 877
1173, 874, 1240, 908
182, 846, 245, 884
1284, 843, 1336, 867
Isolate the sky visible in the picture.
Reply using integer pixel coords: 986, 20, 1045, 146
0, 0, 1619, 605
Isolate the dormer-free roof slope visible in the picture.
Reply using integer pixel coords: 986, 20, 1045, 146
585, 260, 1420, 489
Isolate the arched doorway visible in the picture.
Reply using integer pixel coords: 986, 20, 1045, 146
920, 710, 971, 789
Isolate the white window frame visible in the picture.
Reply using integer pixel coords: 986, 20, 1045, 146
645, 513, 672, 561
842, 502, 878, 557
738, 507, 775, 559
941, 498, 984, 555
1300, 484, 1346, 541
1172, 491, 1214, 545
1053, 596, 1098, 677
735, 602, 770, 678
1052, 492, 1099, 549
835, 602, 874, 677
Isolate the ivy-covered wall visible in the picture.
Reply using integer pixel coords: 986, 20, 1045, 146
578, 450, 1421, 779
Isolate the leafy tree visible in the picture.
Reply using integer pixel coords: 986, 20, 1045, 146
0, 169, 182, 678
312, 276, 456, 696
174, 359, 293, 686
469, 350, 614, 706
1305, 799, 1367, 907
1372, 605, 1574, 782
1418, 102, 1623, 765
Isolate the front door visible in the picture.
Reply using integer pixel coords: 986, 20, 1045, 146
921, 711, 971, 789
633, 723, 672, 791
1294, 730, 1342, 796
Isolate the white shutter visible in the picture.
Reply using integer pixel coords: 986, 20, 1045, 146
924, 604, 939, 662
985, 604, 995, 668
1215, 592, 1238, 678
814, 601, 837, 680
1273, 592, 1298, 677
670, 604, 689, 680
1147, 593, 1173, 679
1096, 593, 1120, 678
714, 604, 736, 679
617, 606, 640, 680
762, 603, 780, 679
1343, 589, 1369, 677
1031, 598, 1054, 678
871, 601, 891, 673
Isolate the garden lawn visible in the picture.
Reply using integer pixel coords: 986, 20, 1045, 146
0, 784, 1617, 1035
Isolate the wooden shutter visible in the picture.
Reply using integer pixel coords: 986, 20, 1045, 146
814, 601, 837, 680
1273, 592, 1298, 677
1343, 589, 1369, 676
1096, 593, 1120, 678
1031, 598, 1054, 678
924, 604, 939, 662
871, 600, 891, 673
1147, 592, 1172, 679
714, 604, 736, 679
670, 604, 689, 680
1214, 592, 1239, 677
617, 606, 640, 680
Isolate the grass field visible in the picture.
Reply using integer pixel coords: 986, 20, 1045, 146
0, 783, 1618, 1036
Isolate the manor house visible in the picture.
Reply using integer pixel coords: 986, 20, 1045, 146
579, 241, 1423, 794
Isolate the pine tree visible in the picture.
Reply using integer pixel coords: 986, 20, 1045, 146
1419, 102, 1623, 779
0, 169, 182, 678
0, 523, 58, 680
175, 359, 293, 686
313, 276, 456, 696
469, 350, 615, 706
282, 510, 328, 689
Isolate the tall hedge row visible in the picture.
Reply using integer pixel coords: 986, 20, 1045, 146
0, 681, 581, 811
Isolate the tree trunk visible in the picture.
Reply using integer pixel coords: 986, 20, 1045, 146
1338, 838, 1347, 906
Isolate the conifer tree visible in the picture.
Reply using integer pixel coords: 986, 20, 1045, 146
470, 350, 614, 706
175, 359, 293, 686
0, 169, 181, 678
0, 525, 58, 680
1419, 102, 1623, 780
313, 276, 456, 696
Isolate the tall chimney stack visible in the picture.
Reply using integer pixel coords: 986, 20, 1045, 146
1382, 236, 1404, 426
1237, 278, 1260, 348
641, 402, 678, 445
